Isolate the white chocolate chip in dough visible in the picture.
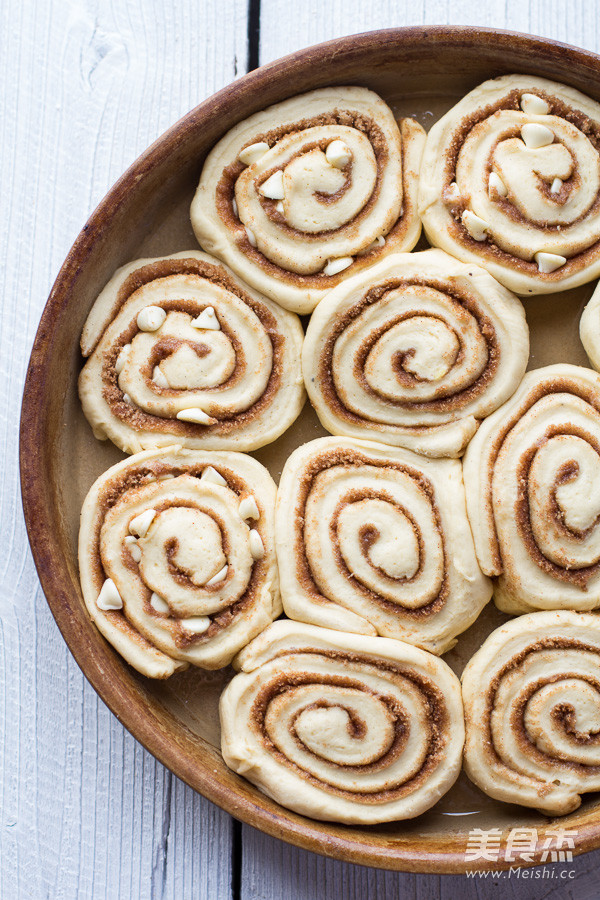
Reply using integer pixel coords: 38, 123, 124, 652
115, 343, 131, 375
137, 305, 167, 332
97, 578, 123, 610
520, 93, 550, 115
245, 226, 257, 247
275, 201, 284, 214
152, 366, 170, 389
181, 616, 211, 634
249, 529, 264, 560
206, 564, 228, 587
176, 408, 217, 425
462, 210, 490, 241
200, 465, 227, 487
191, 307, 221, 330
129, 508, 156, 537
259, 170, 285, 200
535, 251, 567, 273
445, 181, 461, 203
551, 178, 563, 194
488, 171, 508, 197
521, 123, 554, 149
232, 197, 238, 217
124, 535, 142, 562
325, 139, 352, 168
122, 393, 133, 405
323, 256, 353, 276
238, 141, 270, 165
239, 495, 260, 521
150, 592, 170, 613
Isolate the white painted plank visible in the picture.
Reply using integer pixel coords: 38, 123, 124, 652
259, 0, 600, 64
242, 1, 600, 897
0, 0, 247, 898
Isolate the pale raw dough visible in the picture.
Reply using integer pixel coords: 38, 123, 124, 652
78, 446, 281, 677
274, 436, 492, 655
191, 87, 425, 314
462, 611, 600, 815
303, 249, 529, 457
580, 281, 600, 371
78, 250, 305, 454
220, 620, 464, 823
463, 364, 600, 613
419, 75, 600, 295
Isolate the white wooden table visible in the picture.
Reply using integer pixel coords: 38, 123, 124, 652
4, 2, 600, 897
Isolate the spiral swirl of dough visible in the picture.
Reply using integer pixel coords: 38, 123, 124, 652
78, 446, 280, 677
78, 251, 305, 454
462, 611, 600, 814
419, 75, 600, 295
463, 364, 600, 614
220, 620, 464, 823
303, 249, 529, 457
191, 87, 425, 314
275, 437, 491, 655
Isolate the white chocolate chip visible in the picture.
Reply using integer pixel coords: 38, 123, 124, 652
245, 226, 257, 247
124, 535, 142, 563
259, 170, 285, 200
535, 251, 567, 273
97, 578, 123, 611
488, 171, 508, 197
520, 93, 550, 115
239, 495, 260, 521
275, 201, 284, 214
180, 616, 211, 634
521, 123, 554, 149
201, 465, 227, 487
191, 307, 221, 330
206, 564, 228, 587
129, 508, 156, 537
176, 408, 216, 425
232, 197, 238, 217
158, 473, 176, 481
462, 210, 490, 241
115, 343, 131, 375
445, 181, 461, 203
360, 235, 385, 255
551, 178, 563, 194
122, 393, 133, 405
136, 305, 167, 332
150, 592, 170, 614
238, 141, 270, 165
249, 529, 264, 560
325, 139, 352, 168
153, 366, 170, 389
323, 256, 353, 276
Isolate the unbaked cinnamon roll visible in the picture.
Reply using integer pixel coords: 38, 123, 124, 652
463, 364, 600, 613
462, 611, 600, 815
78, 446, 280, 677
580, 280, 600, 371
303, 249, 529, 457
78, 251, 305, 454
420, 75, 600, 295
191, 87, 424, 314
275, 437, 492, 654
220, 620, 464, 823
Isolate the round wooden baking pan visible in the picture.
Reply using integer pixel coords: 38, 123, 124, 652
20, 25, 600, 872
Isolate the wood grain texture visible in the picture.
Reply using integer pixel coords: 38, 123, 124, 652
1, 0, 246, 897
6, 0, 600, 898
